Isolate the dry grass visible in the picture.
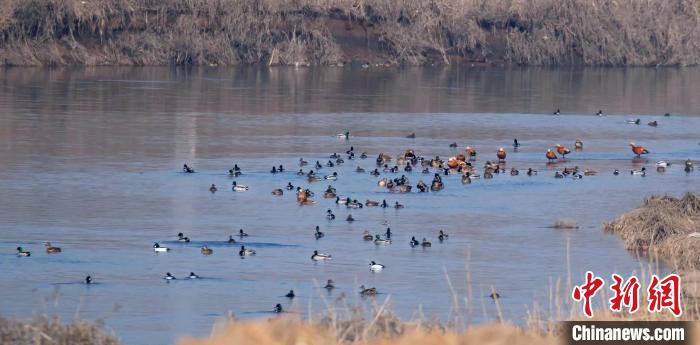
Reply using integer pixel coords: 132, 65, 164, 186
0, 315, 118, 345
177, 316, 558, 345
604, 193, 700, 270
1, 0, 699, 66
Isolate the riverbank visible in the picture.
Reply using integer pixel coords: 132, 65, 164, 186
1, 0, 699, 67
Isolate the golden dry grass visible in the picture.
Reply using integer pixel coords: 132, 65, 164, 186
177, 316, 559, 345
1, 0, 699, 66
0, 315, 118, 345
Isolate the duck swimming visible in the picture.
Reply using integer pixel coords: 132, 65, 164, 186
239, 245, 256, 256
336, 131, 350, 139
513, 139, 520, 150
369, 261, 385, 272
596, 110, 604, 116
315, 161, 323, 169
270, 166, 278, 174
421, 238, 432, 247
365, 200, 379, 207
356, 166, 366, 173
177, 232, 190, 243
656, 161, 669, 168
346, 214, 355, 222
553, 108, 561, 115
510, 168, 519, 176
311, 250, 331, 261
272, 188, 283, 196
239, 229, 249, 237
613, 169, 620, 175
315, 226, 325, 239
285, 290, 295, 298
363, 231, 374, 241
299, 158, 308, 166
85, 276, 92, 284
625, 118, 641, 124
153, 243, 170, 252
527, 168, 537, 176
406, 132, 416, 139
554, 171, 564, 178
285, 182, 295, 191
325, 172, 338, 180
394, 201, 404, 209
209, 184, 218, 193
326, 210, 336, 220
183, 164, 195, 173
189, 272, 199, 279
227, 235, 236, 244
232, 181, 249, 192
359, 285, 377, 296
296, 169, 305, 176
324, 280, 335, 289
200, 245, 213, 255
385, 227, 392, 239
164, 272, 176, 280
410, 237, 419, 247
273, 304, 283, 313
648, 121, 658, 127
438, 230, 448, 242
45, 242, 61, 253
374, 234, 391, 245
631, 167, 647, 176
465, 146, 477, 161
449, 142, 458, 148
575, 140, 583, 150
16, 247, 30, 257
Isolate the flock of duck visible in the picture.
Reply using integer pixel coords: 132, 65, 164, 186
15, 121, 697, 314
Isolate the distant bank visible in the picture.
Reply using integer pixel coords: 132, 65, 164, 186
1, 0, 698, 67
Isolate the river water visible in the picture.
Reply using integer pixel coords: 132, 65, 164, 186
0, 66, 699, 345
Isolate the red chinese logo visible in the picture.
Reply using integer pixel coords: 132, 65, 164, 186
647, 274, 682, 317
572, 271, 605, 318
609, 274, 640, 313
572, 272, 682, 318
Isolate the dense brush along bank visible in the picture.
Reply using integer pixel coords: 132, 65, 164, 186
1, 0, 699, 67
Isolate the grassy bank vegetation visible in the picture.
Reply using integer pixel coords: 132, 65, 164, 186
1, 0, 698, 66
605, 193, 700, 270
0, 315, 119, 345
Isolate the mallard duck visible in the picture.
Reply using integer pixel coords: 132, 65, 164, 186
16, 247, 30, 257
189, 272, 199, 279
324, 279, 335, 289
227, 235, 236, 244
374, 234, 391, 245
324, 172, 338, 180
311, 250, 331, 261
299, 158, 308, 166
369, 261, 385, 272
336, 131, 350, 139
365, 200, 379, 207
239, 229, 249, 237
164, 272, 176, 280
314, 226, 324, 239
232, 181, 249, 191
153, 243, 170, 252
272, 188, 284, 196
200, 245, 213, 255
410, 237, 419, 247
510, 168, 519, 176
394, 201, 404, 209
625, 118, 640, 124
438, 230, 448, 242
239, 245, 256, 256
285, 290, 295, 298
421, 238, 432, 247
360, 152, 368, 159
583, 170, 597, 176
631, 168, 646, 176
177, 232, 190, 243
356, 166, 366, 173
359, 285, 377, 296
45, 242, 61, 253
308, 174, 322, 182
209, 184, 217, 193
554, 171, 564, 178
